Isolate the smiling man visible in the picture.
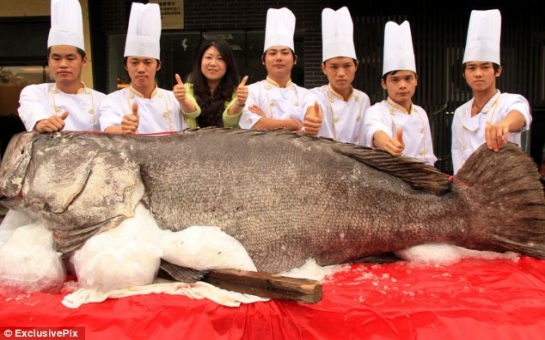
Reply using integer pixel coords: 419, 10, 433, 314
239, 7, 318, 131
98, 3, 186, 134
451, 9, 531, 174
304, 7, 370, 145
18, 0, 106, 133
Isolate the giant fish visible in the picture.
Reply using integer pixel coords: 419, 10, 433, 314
0, 128, 544, 274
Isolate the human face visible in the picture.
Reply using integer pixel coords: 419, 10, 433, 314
463, 61, 501, 93
322, 57, 357, 96
381, 70, 417, 107
126, 57, 159, 93
263, 46, 295, 83
48, 45, 86, 88
201, 46, 227, 84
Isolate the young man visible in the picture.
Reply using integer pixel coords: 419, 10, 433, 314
303, 7, 370, 145
18, 0, 106, 133
451, 9, 531, 174
239, 8, 318, 131
98, 3, 190, 134
363, 21, 437, 166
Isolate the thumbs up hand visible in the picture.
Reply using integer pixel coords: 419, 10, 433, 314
121, 101, 139, 134
236, 76, 249, 108
173, 74, 186, 102
35, 111, 68, 133
386, 128, 405, 156
173, 73, 198, 114
302, 101, 323, 136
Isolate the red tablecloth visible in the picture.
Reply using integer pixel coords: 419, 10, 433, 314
2, 257, 545, 340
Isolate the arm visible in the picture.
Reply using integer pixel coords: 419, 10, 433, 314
226, 76, 249, 117
223, 76, 249, 128
485, 110, 528, 152
302, 101, 323, 136
252, 115, 302, 131
98, 92, 135, 133
18, 84, 64, 132
450, 110, 464, 174
223, 95, 243, 128
373, 129, 404, 156
173, 75, 199, 115
362, 104, 394, 148
103, 102, 139, 134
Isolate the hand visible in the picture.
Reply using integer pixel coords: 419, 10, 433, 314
302, 101, 323, 136
485, 122, 509, 152
173, 74, 187, 103
384, 129, 404, 156
121, 102, 139, 134
35, 111, 68, 133
288, 119, 304, 131
248, 104, 266, 117
236, 76, 249, 107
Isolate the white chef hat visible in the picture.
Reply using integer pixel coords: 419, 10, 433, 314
382, 21, 416, 75
462, 9, 501, 65
124, 3, 162, 60
321, 7, 357, 62
47, 0, 85, 51
263, 8, 296, 52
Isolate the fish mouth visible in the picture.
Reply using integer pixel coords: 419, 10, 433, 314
0, 195, 8, 209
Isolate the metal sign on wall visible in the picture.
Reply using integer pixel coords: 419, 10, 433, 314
150, 0, 184, 30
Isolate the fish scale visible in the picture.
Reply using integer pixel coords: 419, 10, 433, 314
1, 128, 544, 274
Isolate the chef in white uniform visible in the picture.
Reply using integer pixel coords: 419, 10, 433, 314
98, 3, 187, 134
362, 21, 437, 166
239, 8, 318, 131
305, 7, 370, 145
451, 9, 531, 174
18, 0, 106, 133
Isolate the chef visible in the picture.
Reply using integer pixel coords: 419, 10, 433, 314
451, 9, 531, 174
18, 0, 106, 133
305, 7, 371, 145
239, 7, 318, 131
98, 2, 188, 134
362, 20, 437, 166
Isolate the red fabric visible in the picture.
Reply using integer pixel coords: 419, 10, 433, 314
2, 257, 545, 340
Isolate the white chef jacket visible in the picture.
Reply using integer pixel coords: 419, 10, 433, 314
363, 98, 437, 166
311, 84, 370, 145
98, 86, 186, 134
239, 78, 317, 129
451, 91, 531, 174
18, 83, 106, 131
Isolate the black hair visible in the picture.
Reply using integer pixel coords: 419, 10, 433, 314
381, 70, 417, 82
123, 57, 161, 68
47, 47, 86, 59
322, 58, 358, 67
189, 39, 240, 128
461, 62, 500, 73
261, 48, 297, 64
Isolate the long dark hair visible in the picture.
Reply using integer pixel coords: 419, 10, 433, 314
189, 39, 240, 127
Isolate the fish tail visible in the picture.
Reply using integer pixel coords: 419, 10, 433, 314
455, 143, 545, 258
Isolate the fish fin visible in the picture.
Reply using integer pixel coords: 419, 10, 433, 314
334, 144, 450, 194
457, 142, 545, 258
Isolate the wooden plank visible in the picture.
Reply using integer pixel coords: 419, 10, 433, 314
204, 268, 323, 304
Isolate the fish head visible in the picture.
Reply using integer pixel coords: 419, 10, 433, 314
0, 131, 36, 209
2, 131, 146, 255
